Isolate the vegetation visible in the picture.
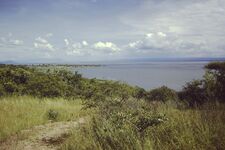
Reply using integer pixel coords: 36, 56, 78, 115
0, 96, 82, 141
62, 61, 225, 150
146, 86, 178, 102
0, 62, 225, 149
0, 64, 137, 99
178, 61, 225, 106
62, 101, 225, 150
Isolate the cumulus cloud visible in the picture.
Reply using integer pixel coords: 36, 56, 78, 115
126, 31, 216, 56
34, 36, 54, 51
0, 34, 24, 47
93, 41, 120, 53
64, 39, 121, 56
121, 0, 225, 57
46, 33, 53, 38
64, 39, 89, 56
64, 38, 69, 46
12, 40, 24, 45
82, 40, 88, 46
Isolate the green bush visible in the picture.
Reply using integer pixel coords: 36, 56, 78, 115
178, 61, 225, 106
178, 80, 207, 107
146, 86, 178, 102
0, 84, 5, 96
47, 109, 59, 121
133, 87, 147, 99
205, 61, 225, 102
3, 82, 19, 94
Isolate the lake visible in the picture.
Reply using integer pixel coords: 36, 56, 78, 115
73, 61, 207, 91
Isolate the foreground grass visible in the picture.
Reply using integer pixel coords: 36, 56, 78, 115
62, 101, 225, 150
0, 96, 83, 141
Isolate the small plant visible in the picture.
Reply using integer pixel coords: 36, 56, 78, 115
47, 109, 59, 121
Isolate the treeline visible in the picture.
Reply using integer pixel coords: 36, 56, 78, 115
0, 64, 136, 99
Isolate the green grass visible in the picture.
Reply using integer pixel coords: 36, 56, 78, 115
0, 96, 83, 141
62, 101, 225, 150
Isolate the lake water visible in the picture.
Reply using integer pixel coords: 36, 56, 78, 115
73, 62, 207, 91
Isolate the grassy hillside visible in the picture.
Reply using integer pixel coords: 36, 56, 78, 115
0, 62, 225, 149
0, 96, 83, 141
62, 100, 225, 150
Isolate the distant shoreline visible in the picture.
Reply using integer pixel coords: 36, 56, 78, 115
1, 57, 225, 65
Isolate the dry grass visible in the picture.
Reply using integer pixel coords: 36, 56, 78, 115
0, 96, 83, 141
62, 101, 225, 150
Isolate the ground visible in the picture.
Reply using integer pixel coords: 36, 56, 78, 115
0, 118, 85, 150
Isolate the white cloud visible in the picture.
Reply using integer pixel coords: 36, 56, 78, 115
64, 38, 69, 46
64, 40, 120, 56
46, 33, 53, 38
157, 32, 167, 37
120, 0, 225, 57
0, 34, 24, 46
35, 37, 48, 44
12, 40, 24, 45
126, 32, 218, 56
34, 36, 54, 51
82, 40, 88, 46
64, 39, 88, 56
34, 42, 54, 51
93, 41, 120, 52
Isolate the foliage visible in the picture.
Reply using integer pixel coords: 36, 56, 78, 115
178, 80, 207, 107
146, 86, 178, 102
133, 87, 147, 99
0, 65, 137, 99
205, 61, 225, 101
179, 61, 225, 106
1, 62, 225, 149
47, 109, 59, 121
63, 101, 225, 150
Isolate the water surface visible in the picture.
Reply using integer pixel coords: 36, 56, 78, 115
73, 62, 207, 90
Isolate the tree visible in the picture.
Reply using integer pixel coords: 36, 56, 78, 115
205, 62, 225, 101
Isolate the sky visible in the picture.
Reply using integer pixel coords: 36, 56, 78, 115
0, 0, 225, 63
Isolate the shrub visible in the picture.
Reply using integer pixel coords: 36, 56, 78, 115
178, 80, 206, 107
133, 87, 147, 99
47, 109, 59, 121
205, 61, 225, 102
146, 86, 178, 102
0, 84, 5, 96
3, 82, 19, 94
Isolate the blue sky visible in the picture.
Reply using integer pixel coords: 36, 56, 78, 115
0, 0, 225, 63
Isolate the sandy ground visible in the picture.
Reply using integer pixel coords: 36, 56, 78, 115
0, 118, 85, 150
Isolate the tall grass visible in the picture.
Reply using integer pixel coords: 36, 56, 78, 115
0, 96, 83, 141
62, 101, 225, 150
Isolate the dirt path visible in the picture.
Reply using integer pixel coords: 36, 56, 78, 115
0, 118, 85, 150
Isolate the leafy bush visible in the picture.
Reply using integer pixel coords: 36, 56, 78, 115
133, 87, 147, 99
0, 84, 5, 96
146, 86, 178, 102
3, 82, 19, 94
47, 109, 59, 121
178, 80, 207, 107
205, 61, 225, 102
